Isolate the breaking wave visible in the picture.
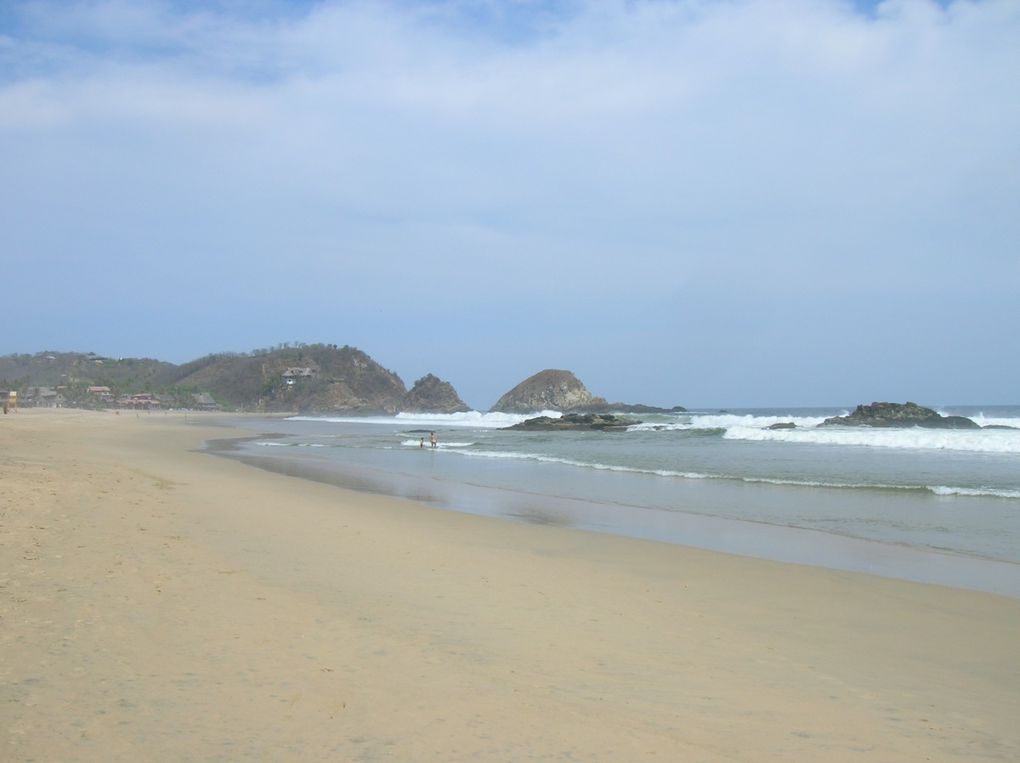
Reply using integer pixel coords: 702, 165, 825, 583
628, 412, 837, 432
400, 439, 476, 448
289, 410, 561, 429
929, 485, 1020, 499
722, 425, 1020, 454
958, 412, 1020, 429
253, 440, 325, 448
432, 446, 1020, 498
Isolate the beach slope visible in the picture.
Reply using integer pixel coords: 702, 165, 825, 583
2, 410, 1018, 761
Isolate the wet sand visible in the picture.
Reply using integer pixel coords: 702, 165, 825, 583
2, 409, 1019, 761
219, 436, 1020, 599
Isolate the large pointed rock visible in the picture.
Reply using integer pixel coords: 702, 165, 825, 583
402, 374, 470, 413
490, 369, 605, 413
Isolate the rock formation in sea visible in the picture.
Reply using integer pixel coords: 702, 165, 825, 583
401, 374, 470, 413
820, 402, 979, 429
490, 369, 607, 413
506, 413, 640, 431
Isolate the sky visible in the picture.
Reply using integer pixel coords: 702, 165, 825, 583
1, 0, 1017, 409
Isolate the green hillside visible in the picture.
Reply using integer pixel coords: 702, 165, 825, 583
1, 344, 412, 413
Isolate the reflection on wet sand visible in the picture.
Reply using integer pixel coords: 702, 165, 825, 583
506, 505, 574, 528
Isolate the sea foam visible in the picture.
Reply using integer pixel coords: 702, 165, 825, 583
928, 485, 1020, 499
627, 412, 836, 432
722, 425, 1020, 454
959, 412, 1020, 429
400, 439, 476, 448
406, 444, 1020, 498
289, 410, 561, 429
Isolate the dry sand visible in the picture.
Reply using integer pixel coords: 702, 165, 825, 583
2, 409, 1018, 762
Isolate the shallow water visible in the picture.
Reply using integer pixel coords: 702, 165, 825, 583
216, 406, 1020, 597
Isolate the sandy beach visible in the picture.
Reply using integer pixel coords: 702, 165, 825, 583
2, 410, 1018, 761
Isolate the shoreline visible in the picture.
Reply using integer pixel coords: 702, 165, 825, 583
214, 431, 1020, 600
3, 409, 1019, 761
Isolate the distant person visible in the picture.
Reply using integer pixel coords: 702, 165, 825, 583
430, 431, 437, 448
419, 437, 425, 449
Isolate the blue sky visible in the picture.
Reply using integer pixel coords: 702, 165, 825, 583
2, 0, 1017, 408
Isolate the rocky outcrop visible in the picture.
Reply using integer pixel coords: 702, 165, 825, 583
767, 422, 797, 430
506, 413, 640, 431
820, 402, 979, 429
401, 374, 469, 413
490, 369, 606, 413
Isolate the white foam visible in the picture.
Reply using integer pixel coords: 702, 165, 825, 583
288, 410, 561, 429
961, 412, 1020, 429
723, 425, 1020, 454
928, 485, 1020, 499
628, 412, 836, 432
400, 439, 476, 448
254, 440, 325, 448
395, 410, 563, 428
449, 448, 1020, 497
424, 446, 1017, 495
451, 448, 710, 479
257, 436, 1019, 498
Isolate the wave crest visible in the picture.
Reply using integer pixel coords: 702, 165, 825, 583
289, 410, 561, 429
722, 425, 1020, 454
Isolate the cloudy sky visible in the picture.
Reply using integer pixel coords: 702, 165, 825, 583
2, 0, 1017, 408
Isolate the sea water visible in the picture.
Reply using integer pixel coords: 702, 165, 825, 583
219, 406, 1020, 597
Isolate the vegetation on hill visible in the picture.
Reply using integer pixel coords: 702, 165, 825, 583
0, 344, 447, 413
0, 351, 173, 389
161, 344, 407, 412
0, 351, 194, 408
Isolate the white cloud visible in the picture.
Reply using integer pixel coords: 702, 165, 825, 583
2, 0, 1018, 402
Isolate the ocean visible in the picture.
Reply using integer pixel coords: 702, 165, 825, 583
218, 405, 1020, 598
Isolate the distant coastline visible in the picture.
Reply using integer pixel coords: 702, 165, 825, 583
1, 347, 685, 416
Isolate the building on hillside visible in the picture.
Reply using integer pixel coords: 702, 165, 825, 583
117, 393, 162, 410
87, 385, 114, 404
192, 392, 221, 411
282, 367, 318, 386
25, 386, 65, 408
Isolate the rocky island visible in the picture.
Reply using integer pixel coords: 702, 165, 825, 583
490, 369, 605, 413
402, 373, 469, 413
820, 402, 979, 429
490, 369, 683, 415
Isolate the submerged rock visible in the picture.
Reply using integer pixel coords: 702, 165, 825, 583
767, 422, 797, 430
506, 413, 640, 431
820, 402, 979, 429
